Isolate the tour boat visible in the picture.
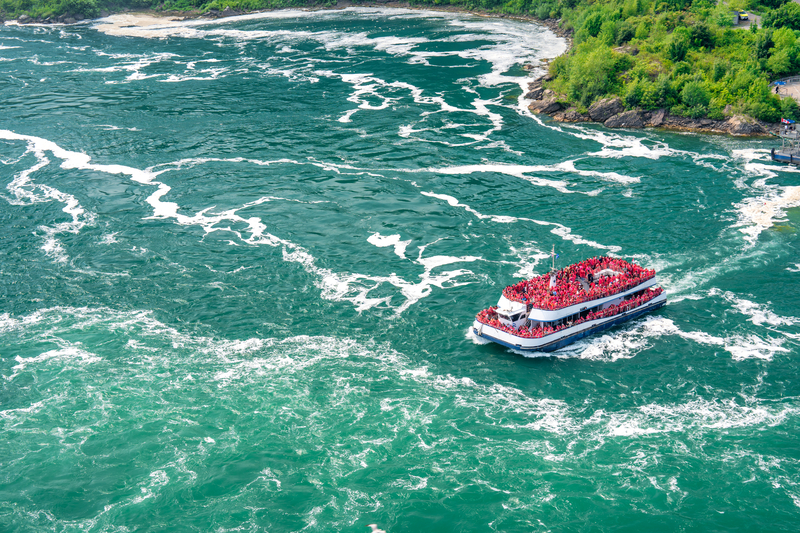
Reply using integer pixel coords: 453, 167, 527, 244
472, 253, 666, 353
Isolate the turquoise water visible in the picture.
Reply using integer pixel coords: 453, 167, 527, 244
1, 8, 799, 532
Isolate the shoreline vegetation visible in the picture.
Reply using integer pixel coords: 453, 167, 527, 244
3, 0, 797, 136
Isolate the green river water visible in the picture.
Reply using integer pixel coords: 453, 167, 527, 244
1, 8, 799, 532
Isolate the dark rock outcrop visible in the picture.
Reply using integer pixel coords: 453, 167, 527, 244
588, 97, 624, 123
525, 78, 545, 100
604, 110, 646, 129
530, 97, 562, 114
649, 108, 667, 126
724, 115, 766, 136
525, 85, 545, 100
18, 14, 31, 23
553, 108, 590, 122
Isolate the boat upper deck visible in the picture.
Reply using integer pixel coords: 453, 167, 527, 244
502, 257, 655, 311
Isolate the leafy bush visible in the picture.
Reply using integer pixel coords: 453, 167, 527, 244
567, 43, 630, 106
624, 78, 646, 107
745, 100, 780, 122
759, 0, 788, 9
668, 27, 691, 61
763, 2, 800, 30
754, 29, 774, 60
616, 21, 635, 44
583, 12, 604, 37
690, 22, 714, 48
768, 48, 792, 75
681, 80, 711, 107
780, 97, 799, 120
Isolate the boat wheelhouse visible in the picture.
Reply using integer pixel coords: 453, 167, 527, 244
472, 256, 666, 353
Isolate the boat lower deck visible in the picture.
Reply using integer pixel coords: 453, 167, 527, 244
474, 295, 667, 353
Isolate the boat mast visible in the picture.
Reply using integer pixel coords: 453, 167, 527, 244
551, 244, 557, 272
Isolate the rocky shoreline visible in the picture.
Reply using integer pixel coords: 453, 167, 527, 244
525, 77, 778, 137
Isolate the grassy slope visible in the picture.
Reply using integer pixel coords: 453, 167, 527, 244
3, 0, 799, 122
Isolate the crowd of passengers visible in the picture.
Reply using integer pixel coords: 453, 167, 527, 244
502, 257, 655, 311
476, 287, 664, 339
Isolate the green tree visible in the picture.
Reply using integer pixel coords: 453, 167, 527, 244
763, 2, 800, 30
583, 12, 604, 37
767, 48, 792, 74
772, 26, 796, 50
754, 28, 774, 60
690, 22, 714, 48
780, 96, 799, 120
568, 44, 625, 106
668, 27, 691, 61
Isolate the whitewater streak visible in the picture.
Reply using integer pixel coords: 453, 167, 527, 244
0, 130, 485, 314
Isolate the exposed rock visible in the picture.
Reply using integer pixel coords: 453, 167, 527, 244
588, 97, 624, 123
221, 6, 240, 17
553, 108, 589, 122
75, 14, 84, 21
529, 97, 562, 114
100, 10, 109, 17
613, 45, 639, 56
724, 115, 766, 136
604, 110, 645, 129
64, 17, 76, 24
649, 108, 667, 126
525, 86, 545, 100
18, 14, 31, 23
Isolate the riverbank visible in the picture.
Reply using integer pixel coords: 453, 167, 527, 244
526, 77, 779, 137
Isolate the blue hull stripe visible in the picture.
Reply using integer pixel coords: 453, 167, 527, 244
476, 300, 666, 353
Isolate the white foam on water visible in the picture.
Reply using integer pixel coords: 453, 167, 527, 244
0, 131, 484, 314
734, 184, 800, 246
0, 131, 96, 262
161, 66, 229, 83
0, 400, 46, 421
285, 239, 481, 315
72, 52, 180, 83
601, 395, 799, 438
427, 162, 572, 194
724, 335, 789, 361
99, 232, 118, 244
9, 345, 101, 380
567, 314, 790, 362
507, 241, 549, 279
709, 288, 798, 327
728, 148, 800, 246
420, 190, 621, 252
367, 232, 411, 259
565, 316, 675, 362
89, 8, 565, 147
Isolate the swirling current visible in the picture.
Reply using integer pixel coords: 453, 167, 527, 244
1, 8, 799, 532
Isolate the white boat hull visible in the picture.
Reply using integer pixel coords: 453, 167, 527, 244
473, 292, 667, 353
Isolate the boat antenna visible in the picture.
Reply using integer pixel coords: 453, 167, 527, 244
551, 244, 558, 272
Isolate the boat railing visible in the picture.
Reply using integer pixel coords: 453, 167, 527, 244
476, 287, 664, 339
